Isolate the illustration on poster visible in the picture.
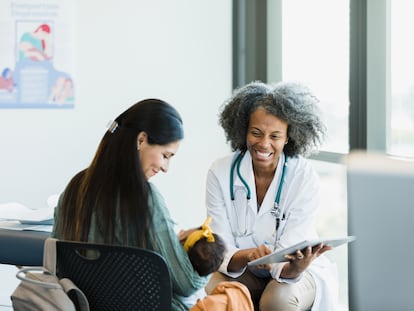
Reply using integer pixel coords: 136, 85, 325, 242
0, 19, 75, 108
18, 24, 52, 62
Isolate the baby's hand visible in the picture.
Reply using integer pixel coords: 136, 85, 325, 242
178, 227, 199, 244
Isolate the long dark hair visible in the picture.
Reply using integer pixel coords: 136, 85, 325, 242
55, 99, 184, 247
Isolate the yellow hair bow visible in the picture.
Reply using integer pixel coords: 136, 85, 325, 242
183, 216, 215, 252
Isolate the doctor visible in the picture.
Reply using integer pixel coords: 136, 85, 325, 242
205, 81, 338, 311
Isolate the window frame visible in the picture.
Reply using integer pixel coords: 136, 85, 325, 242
232, 0, 391, 163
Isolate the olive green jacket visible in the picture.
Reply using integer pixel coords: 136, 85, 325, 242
52, 182, 207, 311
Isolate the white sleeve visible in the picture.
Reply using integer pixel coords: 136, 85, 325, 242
269, 263, 303, 283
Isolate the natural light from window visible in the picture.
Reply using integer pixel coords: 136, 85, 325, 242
281, 0, 349, 154
390, 0, 414, 158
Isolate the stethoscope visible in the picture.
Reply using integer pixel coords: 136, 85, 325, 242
229, 151, 288, 239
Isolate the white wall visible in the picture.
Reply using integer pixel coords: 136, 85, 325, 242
0, 0, 232, 229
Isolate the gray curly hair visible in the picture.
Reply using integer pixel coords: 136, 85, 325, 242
219, 81, 326, 157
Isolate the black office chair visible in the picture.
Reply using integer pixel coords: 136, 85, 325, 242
54, 240, 172, 311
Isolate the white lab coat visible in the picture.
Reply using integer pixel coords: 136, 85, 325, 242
206, 151, 339, 311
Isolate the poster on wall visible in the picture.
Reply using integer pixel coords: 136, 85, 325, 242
0, 0, 75, 109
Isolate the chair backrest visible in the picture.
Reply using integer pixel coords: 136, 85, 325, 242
55, 240, 172, 311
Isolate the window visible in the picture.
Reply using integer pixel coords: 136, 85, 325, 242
390, 0, 414, 157
310, 159, 348, 310
280, 0, 350, 154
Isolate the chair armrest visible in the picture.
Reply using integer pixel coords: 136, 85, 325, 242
0, 229, 50, 266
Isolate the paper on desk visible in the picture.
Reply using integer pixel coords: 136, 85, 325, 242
0, 220, 53, 232
0, 202, 54, 225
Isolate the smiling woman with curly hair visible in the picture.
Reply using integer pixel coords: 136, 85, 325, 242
205, 81, 338, 311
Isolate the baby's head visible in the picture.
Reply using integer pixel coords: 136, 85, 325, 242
183, 217, 226, 276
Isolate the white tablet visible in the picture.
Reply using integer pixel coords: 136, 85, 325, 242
247, 236, 356, 266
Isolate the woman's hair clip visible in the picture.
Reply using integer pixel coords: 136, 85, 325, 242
107, 120, 119, 133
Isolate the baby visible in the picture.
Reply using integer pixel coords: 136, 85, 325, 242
178, 217, 226, 307
182, 217, 226, 276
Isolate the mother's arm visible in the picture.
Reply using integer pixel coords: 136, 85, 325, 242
149, 184, 207, 297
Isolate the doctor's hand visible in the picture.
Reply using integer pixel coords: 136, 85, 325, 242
248, 243, 273, 271
282, 243, 333, 279
228, 244, 272, 272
